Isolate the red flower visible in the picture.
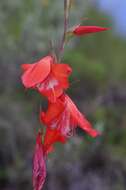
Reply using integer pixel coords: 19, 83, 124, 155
32, 132, 46, 190
21, 55, 72, 102
40, 94, 99, 138
73, 25, 110, 36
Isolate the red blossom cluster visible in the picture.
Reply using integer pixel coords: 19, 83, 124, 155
21, 25, 109, 190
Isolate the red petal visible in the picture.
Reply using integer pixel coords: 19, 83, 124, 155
73, 26, 109, 36
65, 95, 99, 137
52, 64, 72, 89
40, 100, 65, 125
21, 56, 52, 88
43, 128, 66, 154
52, 64, 72, 76
58, 108, 74, 137
32, 132, 46, 190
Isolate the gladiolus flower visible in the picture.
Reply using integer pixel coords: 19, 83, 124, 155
40, 94, 99, 138
73, 25, 110, 36
32, 132, 46, 190
21, 55, 72, 102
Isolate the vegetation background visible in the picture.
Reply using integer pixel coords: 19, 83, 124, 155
0, 0, 126, 190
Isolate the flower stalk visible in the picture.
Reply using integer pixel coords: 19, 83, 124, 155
58, 0, 71, 61
20, 1, 110, 189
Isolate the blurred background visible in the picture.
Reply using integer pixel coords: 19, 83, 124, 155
0, 0, 126, 189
